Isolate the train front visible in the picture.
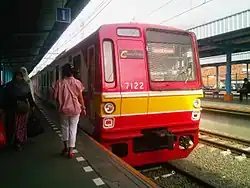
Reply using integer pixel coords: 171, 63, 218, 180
100, 25, 203, 167
136, 28, 203, 166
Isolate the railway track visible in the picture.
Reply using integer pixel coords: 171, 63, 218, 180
138, 163, 216, 188
199, 129, 250, 157
139, 130, 250, 188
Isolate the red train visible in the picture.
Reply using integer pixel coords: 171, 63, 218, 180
32, 23, 203, 166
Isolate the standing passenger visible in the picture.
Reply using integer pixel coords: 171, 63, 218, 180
3, 71, 35, 150
53, 64, 86, 158
20, 67, 35, 101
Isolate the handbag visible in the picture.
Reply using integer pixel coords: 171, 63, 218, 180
16, 100, 29, 114
63, 80, 85, 115
27, 112, 44, 138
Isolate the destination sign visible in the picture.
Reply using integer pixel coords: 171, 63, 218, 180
119, 50, 144, 59
151, 47, 175, 54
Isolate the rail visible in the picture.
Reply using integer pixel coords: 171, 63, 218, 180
138, 163, 217, 188
201, 107, 250, 116
199, 129, 250, 157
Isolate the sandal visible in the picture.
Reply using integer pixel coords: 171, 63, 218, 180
15, 143, 22, 151
68, 151, 74, 159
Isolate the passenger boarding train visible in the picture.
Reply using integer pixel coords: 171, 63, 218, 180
32, 23, 203, 167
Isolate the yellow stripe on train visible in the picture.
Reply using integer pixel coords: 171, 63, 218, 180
96, 90, 203, 116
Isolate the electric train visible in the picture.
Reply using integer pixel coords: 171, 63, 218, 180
32, 23, 203, 166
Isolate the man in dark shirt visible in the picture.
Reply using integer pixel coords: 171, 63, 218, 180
239, 78, 250, 101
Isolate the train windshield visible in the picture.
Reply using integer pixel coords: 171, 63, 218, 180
146, 29, 196, 82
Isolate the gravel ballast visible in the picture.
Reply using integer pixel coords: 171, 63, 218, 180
141, 166, 205, 188
169, 144, 250, 188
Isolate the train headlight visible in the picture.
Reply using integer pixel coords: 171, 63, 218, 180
193, 99, 201, 108
103, 103, 115, 114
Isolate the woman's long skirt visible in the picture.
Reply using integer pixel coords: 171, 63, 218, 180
15, 113, 28, 143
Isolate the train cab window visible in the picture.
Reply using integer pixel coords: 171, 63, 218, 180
146, 30, 196, 82
103, 40, 114, 83
117, 28, 141, 37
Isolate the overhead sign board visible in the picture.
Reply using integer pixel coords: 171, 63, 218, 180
56, 8, 71, 23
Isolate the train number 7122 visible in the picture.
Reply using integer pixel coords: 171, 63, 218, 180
123, 82, 144, 90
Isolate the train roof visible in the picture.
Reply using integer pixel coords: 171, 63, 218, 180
99, 22, 184, 32
53, 23, 186, 63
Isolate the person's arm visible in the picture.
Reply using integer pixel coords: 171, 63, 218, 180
28, 80, 35, 101
76, 80, 86, 115
27, 92, 35, 109
78, 91, 85, 107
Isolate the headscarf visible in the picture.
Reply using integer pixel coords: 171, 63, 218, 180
12, 71, 31, 97
20, 67, 31, 83
20, 67, 35, 100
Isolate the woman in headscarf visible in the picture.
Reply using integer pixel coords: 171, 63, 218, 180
3, 71, 35, 150
20, 67, 35, 101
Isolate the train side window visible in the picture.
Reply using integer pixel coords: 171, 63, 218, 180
88, 46, 96, 90
46, 72, 49, 87
45, 73, 47, 87
49, 71, 54, 86
103, 40, 114, 83
42, 74, 45, 86
87, 46, 95, 69
73, 54, 81, 80
56, 66, 59, 81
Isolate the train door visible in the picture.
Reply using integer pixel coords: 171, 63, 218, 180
87, 45, 96, 123
73, 55, 81, 81
116, 38, 149, 127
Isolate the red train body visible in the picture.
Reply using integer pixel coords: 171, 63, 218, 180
32, 23, 203, 166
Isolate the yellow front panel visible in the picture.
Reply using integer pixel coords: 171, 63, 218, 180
98, 92, 203, 116
121, 97, 148, 115
148, 95, 202, 113
100, 95, 121, 116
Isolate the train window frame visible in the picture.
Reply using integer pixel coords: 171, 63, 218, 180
103, 40, 115, 83
42, 73, 45, 86
55, 66, 59, 81
49, 71, 54, 87
73, 54, 82, 80
46, 72, 49, 87
145, 29, 197, 83
117, 28, 141, 38
87, 45, 96, 90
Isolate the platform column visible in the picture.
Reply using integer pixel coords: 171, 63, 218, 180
216, 65, 219, 88
224, 51, 233, 101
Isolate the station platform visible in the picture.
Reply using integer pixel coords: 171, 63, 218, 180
200, 97, 250, 141
201, 97, 250, 114
0, 101, 158, 188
